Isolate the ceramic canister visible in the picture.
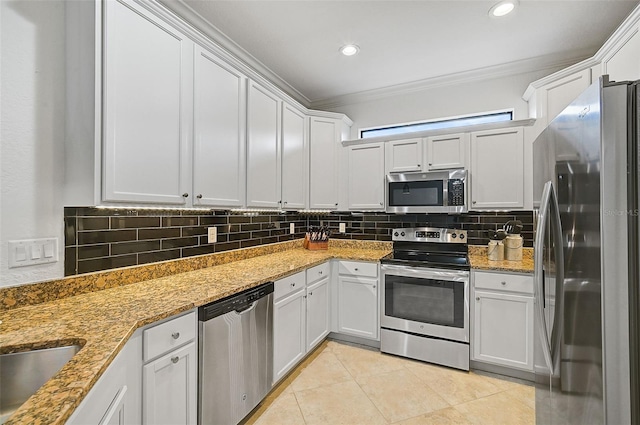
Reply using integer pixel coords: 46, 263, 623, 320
504, 234, 523, 261
487, 240, 504, 261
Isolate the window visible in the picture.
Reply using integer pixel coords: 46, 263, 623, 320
360, 111, 513, 139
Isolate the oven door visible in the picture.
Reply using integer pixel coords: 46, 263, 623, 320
381, 264, 469, 343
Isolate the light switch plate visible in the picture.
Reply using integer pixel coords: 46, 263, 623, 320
339, 223, 346, 233
207, 227, 217, 244
8, 238, 58, 268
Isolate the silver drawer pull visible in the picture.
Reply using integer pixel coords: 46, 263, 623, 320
172, 332, 180, 340
171, 356, 179, 364
319, 271, 323, 275
291, 283, 296, 287
501, 281, 507, 285
476, 297, 480, 301
354, 268, 359, 271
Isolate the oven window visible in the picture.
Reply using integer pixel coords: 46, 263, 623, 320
385, 274, 464, 328
388, 180, 443, 207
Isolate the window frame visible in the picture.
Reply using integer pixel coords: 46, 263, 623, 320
358, 109, 514, 139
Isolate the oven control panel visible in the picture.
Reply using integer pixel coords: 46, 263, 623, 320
391, 227, 467, 243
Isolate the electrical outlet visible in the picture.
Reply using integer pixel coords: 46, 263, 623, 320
207, 227, 217, 244
339, 223, 346, 233
290, 223, 295, 234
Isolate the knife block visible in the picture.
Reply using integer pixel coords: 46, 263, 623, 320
303, 235, 328, 250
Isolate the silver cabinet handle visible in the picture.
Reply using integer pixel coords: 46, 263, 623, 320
472, 201, 477, 204
501, 281, 507, 285
182, 193, 189, 198
354, 268, 359, 271
417, 164, 421, 167
428, 163, 432, 166
309, 292, 313, 296
373, 285, 376, 289
476, 297, 480, 301
379, 202, 383, 206
172, 332, 180, 340
319, 271, 323, 275
196, 194, 203, 199
291, 283, 295, 287
335, 203, 338, 206
171, 356, 179, 364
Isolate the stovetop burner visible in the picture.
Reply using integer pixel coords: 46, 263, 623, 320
381, 227, 470, 270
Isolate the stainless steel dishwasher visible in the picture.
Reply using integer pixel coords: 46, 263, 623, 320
198, 282, 274, 425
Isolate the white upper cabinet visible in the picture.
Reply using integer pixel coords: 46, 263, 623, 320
309, 117, 341, 209
246, 81, 282, 208
541, 69, 591, 125
470, 127, 524, 209
385, 138, 423, 173
425, 133, 467, 170
193, 46, 246, 208
103, 0, 193, 204
347, 143, 385, 210
603, 28, 640, 82
281, 103, 309, 210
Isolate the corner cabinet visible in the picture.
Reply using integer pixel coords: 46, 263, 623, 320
192, 46, 246, 208
309, 117, 341, 209
337, 261, 379, 340
347, 143, 385, 210
281, 103, 309, 210
470, 127, 524, 209
471, 271, 534, 372
102, 0, 193, 205
246, 81, 282, 208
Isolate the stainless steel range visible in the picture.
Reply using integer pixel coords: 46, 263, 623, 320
380, 227, 470, 371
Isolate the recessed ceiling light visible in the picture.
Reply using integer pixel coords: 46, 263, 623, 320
489, 0, 518, 17
340, 44, 360, 56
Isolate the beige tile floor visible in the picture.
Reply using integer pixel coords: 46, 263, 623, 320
244, 339, 535, 425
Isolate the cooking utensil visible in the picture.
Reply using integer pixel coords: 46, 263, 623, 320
503, 220, 523, 234
486, 229, 507, 240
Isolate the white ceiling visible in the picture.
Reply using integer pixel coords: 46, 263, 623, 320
166, 0, 638, 107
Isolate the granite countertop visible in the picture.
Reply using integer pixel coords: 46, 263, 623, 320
468, 246, 534, 274
0, 240, 391, 425
0, 239, 534, 424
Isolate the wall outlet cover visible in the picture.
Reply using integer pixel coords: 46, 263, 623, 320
207, 227, 217, 244
290, 223, 295, 234
339, 223, 346, 233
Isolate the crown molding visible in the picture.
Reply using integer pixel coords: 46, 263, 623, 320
309, 49, 592, 111
155, 0, 312, 108
522, 3, 640, 101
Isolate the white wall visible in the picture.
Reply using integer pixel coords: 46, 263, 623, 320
0, 0, 66, 287
327, 69, 561, 140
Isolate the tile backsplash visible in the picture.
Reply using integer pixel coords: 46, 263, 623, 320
65, 208, 533, 276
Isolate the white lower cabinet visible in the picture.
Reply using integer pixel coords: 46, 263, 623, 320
337, 261, 379, 340
67, 330, 142, 425
142, 311, 198, 425
273, 263, 330, 384
143, 342, 197, 425
471, 271, 534, 371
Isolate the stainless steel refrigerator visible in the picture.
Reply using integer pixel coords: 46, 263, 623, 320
533, 76, 640, 425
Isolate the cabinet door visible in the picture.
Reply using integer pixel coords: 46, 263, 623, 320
338, 275, 378, 340
103, 0, 193, 204
309, 117, 340, 209
273, 289, 306, 383
143, 342, 197, 425
473, 290, 534, 371
347, 143, 385, 210
540, 69, 591, 124
470, 127, 524, 209
306, 276, 330, 351
247, 81, 281, 208
281, 103, 308, 210
193, 46, 246, 207
385, 138, 423, 173
426, 133, 467, 170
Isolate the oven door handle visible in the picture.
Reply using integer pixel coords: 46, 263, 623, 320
381, 264, 469, 281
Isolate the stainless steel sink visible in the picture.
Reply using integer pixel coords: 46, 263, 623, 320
0, 344, 82, 423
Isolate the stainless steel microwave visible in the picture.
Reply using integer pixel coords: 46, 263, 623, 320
386, 170, 468, 214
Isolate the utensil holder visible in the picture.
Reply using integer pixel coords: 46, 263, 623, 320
304, 235, 328, 250
504, 235, 523, 261
487, 240, 504, 261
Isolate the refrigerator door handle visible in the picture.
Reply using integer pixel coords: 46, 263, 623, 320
549, 187, 565, 371
534, 181, 557, 372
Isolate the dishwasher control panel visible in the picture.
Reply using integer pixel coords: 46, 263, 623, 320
199, 281, 274, 321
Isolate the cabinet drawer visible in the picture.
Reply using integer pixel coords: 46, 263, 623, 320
306, 262, 330, 284
338, 261, 378, 278
274, 271, 306, 301
143, 311, 196, 362
474, 271, 533, 295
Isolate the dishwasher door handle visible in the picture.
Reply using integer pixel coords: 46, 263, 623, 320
235, 301, 258, 315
